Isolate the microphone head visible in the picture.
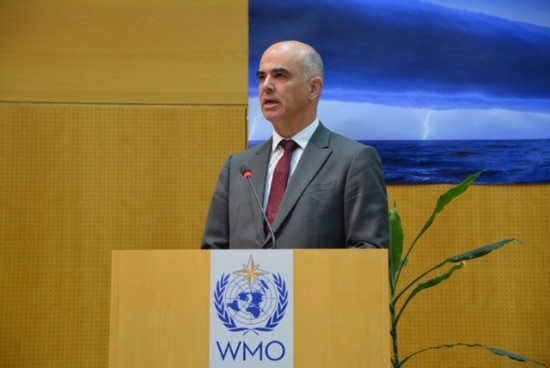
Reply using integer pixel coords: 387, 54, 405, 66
239, 164, 252, 179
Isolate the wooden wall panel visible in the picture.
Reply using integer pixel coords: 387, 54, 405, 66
0, 104, 245, 367
0, 0, 248, 104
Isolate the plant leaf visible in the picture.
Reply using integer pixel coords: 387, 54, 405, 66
415, 171, 482, 242
395, 263, 464, 326
399, 342, 548, 367
409, 262, 463, 298
389, 204, 404, 292
432, 171, 482, 214
447, 238, 520, 262
403, 171, 483, 264
394, 238, 520, 307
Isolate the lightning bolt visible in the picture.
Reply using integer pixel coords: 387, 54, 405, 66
422, 110, 433, 140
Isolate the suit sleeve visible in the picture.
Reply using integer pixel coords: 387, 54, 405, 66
201, 156, 231, 249
344, 146, 389, 249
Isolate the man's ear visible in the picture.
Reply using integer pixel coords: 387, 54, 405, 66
309, 77, 323, 99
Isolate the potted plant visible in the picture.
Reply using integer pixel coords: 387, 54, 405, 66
389, 171, 547, 368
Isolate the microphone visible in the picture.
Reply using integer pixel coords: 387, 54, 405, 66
240, 164, 276, 249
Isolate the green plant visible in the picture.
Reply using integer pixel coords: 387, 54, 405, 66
389, 171, 547, 368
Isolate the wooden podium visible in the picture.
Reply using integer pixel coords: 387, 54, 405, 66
109, 249, 390, 367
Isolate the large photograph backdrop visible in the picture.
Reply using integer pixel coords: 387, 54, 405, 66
248, 0, 550, 184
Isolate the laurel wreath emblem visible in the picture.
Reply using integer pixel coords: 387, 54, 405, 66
214, 272, 288, 333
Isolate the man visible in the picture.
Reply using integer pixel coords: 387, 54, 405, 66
202, 40, 388, 249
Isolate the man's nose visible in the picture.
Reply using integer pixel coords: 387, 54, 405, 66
260, 76, 274, 91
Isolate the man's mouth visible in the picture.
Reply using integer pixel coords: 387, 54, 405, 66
263, 99, 279, 108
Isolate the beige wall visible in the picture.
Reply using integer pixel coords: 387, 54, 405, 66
0, 1, 548, 367
0, 0, 248, 104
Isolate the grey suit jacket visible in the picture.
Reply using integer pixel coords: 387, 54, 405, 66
201, 123, 389, 249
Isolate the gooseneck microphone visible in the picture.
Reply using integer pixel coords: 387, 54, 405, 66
240, 164, 276, 249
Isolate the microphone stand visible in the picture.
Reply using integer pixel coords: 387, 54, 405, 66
240, 165, 276, 249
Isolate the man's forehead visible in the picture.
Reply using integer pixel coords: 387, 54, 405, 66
259, 54, 299, 73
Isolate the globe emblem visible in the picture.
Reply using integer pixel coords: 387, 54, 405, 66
214, 255, 288, 333
224, 275, 278, 326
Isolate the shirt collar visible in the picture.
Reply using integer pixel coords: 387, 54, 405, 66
271, 118, 319, 152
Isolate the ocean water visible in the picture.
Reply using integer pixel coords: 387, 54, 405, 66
249, 139, 550, 184
365, 139, 550, 184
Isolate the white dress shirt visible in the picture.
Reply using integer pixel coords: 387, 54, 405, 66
263, 118, 320, 207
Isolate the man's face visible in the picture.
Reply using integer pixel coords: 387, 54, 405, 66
256, 47, 311, 127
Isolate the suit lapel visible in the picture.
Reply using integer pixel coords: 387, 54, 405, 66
272, 124, 332, 231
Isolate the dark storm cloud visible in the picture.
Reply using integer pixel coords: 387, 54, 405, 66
249, 0, 550, 111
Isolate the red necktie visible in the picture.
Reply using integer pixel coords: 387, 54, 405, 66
266, 139, 299, 224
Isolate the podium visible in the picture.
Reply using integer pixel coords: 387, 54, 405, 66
108, 249, 390, 367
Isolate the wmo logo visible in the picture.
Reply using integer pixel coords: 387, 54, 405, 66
210, 253, 293, 366
214, 255, 288, 334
